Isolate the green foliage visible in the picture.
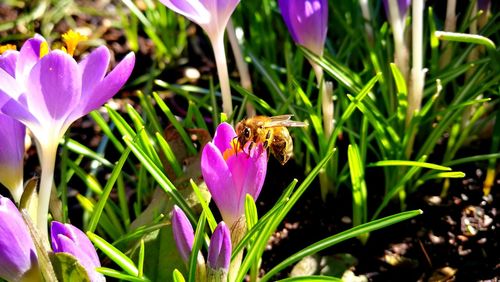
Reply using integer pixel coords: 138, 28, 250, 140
3, 0, 498, 281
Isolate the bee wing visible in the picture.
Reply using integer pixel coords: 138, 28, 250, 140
264, 115, 308, 128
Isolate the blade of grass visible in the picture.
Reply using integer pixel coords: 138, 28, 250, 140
261, 210, 423, 281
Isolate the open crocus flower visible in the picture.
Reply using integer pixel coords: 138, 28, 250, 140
201, 122, 267, 227
0, 195, 39, 281
0, 32, 135, 237
158, 0, 240, 43
158, 0, 239, 115
0, 48, 25, 203
51, 221, 105, 282
278, 0, 328, 56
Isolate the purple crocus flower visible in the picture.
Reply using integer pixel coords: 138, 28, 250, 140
278, 0, 328, 56
158, 0, 240, 115
207, 222, 231, 271
383, 0, 411, 20
0, 34, 135, 150
172, 205, 195, 264
0, 33, 135, 237
478, 0, 490, 11
0, 195, 38, 281
201, 122, 267, 227
158, 0, 240, 42
0, 48, 25, 202
51, 221, 105, 282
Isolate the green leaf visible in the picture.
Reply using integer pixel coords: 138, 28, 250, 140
49, 252, 90, 282
277, 276, 342, 282
261, 210, 423, 281
237, 149, 336, 282
173, 269, 186, 282
369, 160, 452, 171
87, 147, 131, 233
434, 31, 496, 51
347, 144, 368, 243
87, 232, 139, 276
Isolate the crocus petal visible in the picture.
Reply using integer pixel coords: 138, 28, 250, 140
0, 50, 19, 77
159, 0, 240, 41
207, 222, 231, 270
25, 50, 81, 126
1, 98, 41, 131
51, 221, 104, 282
0, 67, 23, 102
15, 35, 45, 87
279, 0, 328, 56
69, 52, 135, 122
0, 114, 25, 201
0, 196, 38, 281
478, 0, 490, 11
383, 0, 411, 19
79, 46, 110, 98
226, 144, 267, 215
212, 122, 237, 153
201, 142, 239, 224
159, 0, 211, 24
171, 205, 195, 263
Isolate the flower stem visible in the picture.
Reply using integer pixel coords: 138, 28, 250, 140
226, 19, 255, 117
312, 64, 334, 138
211, 35, 233, 118
36, 143, 57, 246
439, 0, 457, 68
388, 0, 409, 83
359, 0, 374, 44
408, 0, 425, 127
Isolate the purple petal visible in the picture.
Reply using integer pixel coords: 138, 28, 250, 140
79, 46, 110, 98
279, 0, 299, 43
159, 0, 211, 24
213, 122, 237, 153
25, 50, 81, 124
207, 222, 231, 270
279, 0, 328, 55
69, 52, 135, 122
201, 142, 239, 225
171, 205, 195, 263
0, 114, 25, 199
50, 221, 104, 282
0, 50, 19, 77
478, 0, 490, 11
1, 98, 41, 132
226, 143, 267, 214
383, 0, 411, 19
15, 35, 46, 87
0, 67, 23, 104
0, 196, 37, 281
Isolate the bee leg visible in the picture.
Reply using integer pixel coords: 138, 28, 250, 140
264, 130, 271, 149
232, 136, 239, 155
247, 141, 255, 157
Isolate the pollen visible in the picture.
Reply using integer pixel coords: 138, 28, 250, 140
0, 44, 16, 54
222, 138, 242, 161
39, 41, 49, 59
62, 30, 87, 56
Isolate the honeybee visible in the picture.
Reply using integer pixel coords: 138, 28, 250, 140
235, 115, 308, 165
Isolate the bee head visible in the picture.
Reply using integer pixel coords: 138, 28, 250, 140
235, 120, 252, 147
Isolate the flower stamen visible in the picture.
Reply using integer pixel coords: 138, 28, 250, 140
39, 41, 49, 59
223, 138, 242, 161
0, 44, 16, 54
62, 30, 87, 56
